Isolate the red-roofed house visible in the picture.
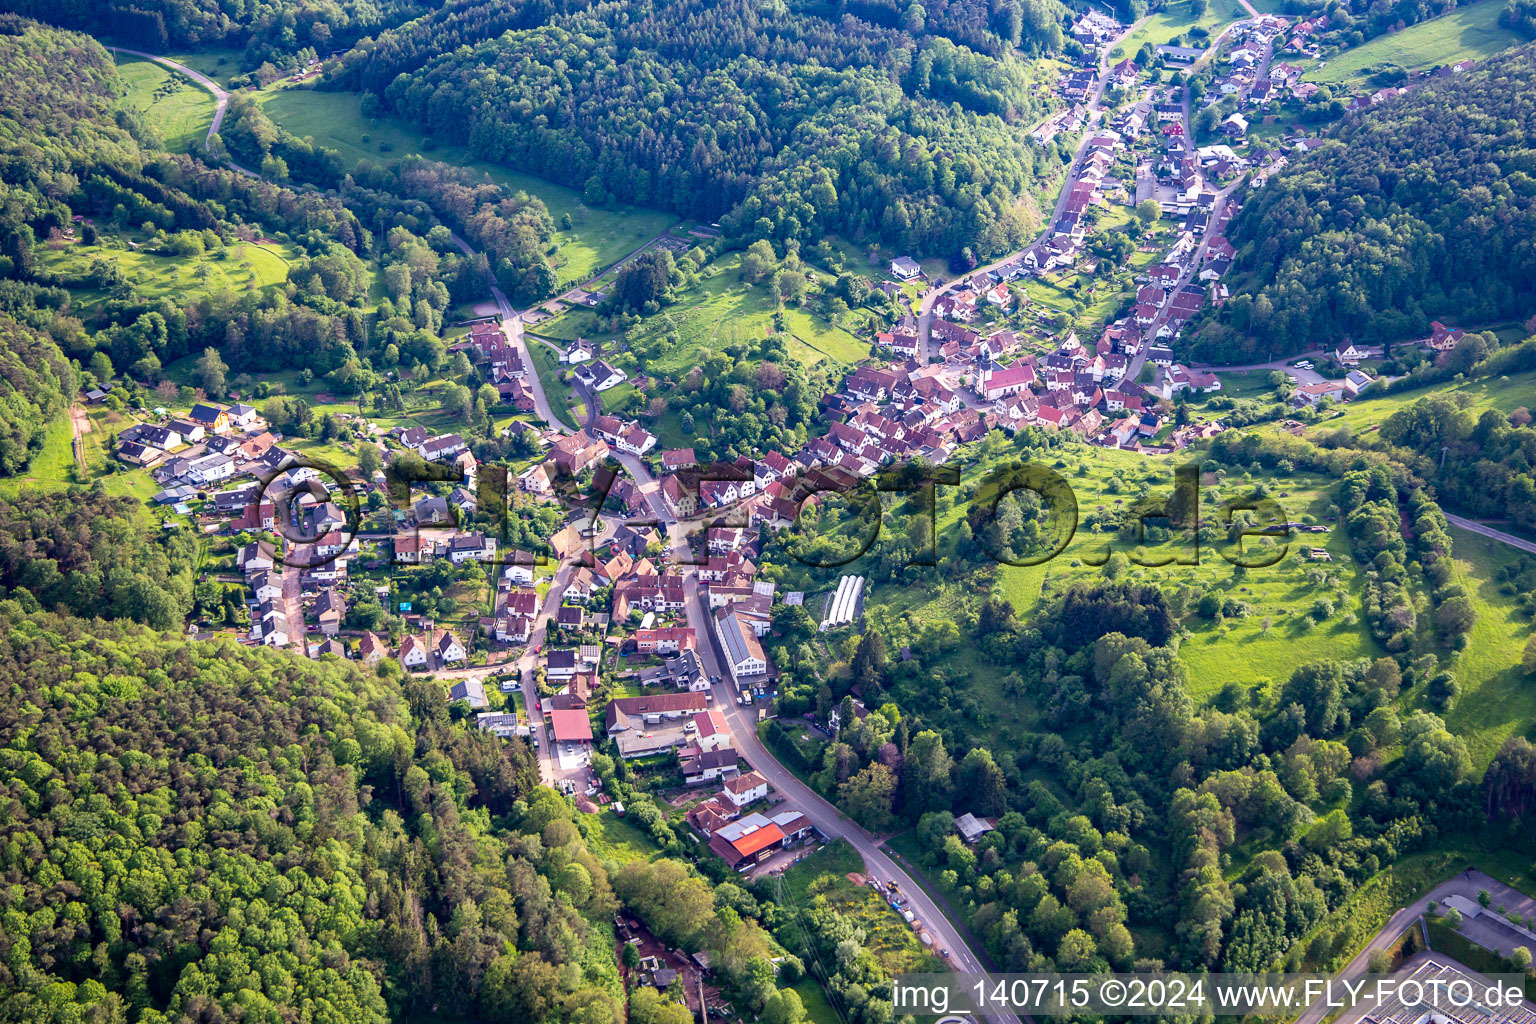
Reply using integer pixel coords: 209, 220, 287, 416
548, 708, 594, 745
710, 821, 784, 870
978, 362, 1038, 401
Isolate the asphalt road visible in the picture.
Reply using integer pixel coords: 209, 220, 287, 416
1444, 514, 1536, 555
667, 530, 1022, 1024
105, 48, 1060, 1010
108, 47, 230, 149
108, 48, 260, 176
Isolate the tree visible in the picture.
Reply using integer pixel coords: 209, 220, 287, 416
195, 346, 228, 397
957, 748, 1008, 816
613, 249, 677, 311
629, 988, 693, 1024
850, 629, 888, 690
839, 765, 898, 831
357, 442, 382, 479
1523, 634, 1536, 677
442, 382, 474, 421
762, 988, 807, 1024
902, 730, 954, 817
1135, 199, 1163, 226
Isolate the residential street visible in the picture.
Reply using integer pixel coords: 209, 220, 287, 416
665, 528, 1024, 1024
917, 15, 1147, 363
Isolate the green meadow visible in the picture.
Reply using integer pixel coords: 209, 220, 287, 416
767, 440, 1387, 753
1303, 2, 1522, 89
114, 55, 215, 153
1304, 369, 1536, 437
1109, 0, 1244, 63
1438, 526, 1536, 769
35, 240, 296, 312
532, 251, 871, 385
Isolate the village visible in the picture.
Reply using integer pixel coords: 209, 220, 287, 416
74, 7, 1489, 955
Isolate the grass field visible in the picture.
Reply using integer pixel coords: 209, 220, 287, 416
585, 809, 664, 862
1439, 527, 1536, 769
778, 442, 1385, 752
535, 251, 871, 406
258, 88, 676, 285
163, 49, 245, 88
1110, 0, 1243, 62
526, 343, 580, 429
1304, 369, 1536, 438
982, 448, 1378, 700
0, 417, 78, 497
114, 55, 215, 153
789, 979, 840, 1024
1303, 1, 1522, 88
35, 239, 296, 313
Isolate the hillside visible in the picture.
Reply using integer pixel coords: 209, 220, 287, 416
329, 0, 1068, 258
0, 603, 632, 1022
1188, 42, 1536, 362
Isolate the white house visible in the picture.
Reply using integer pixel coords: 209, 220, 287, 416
1333, 339, 1365, 366
238, 541, 276, 572
496, 614, 533, 644
249, 571, 282, 603
617, 424, 657, 455
227, 403, 261, 429
722, 770, 770, 808
714, 606, 768, 685
399, 634, 431, 669
577, 360, 628, 392
418, 434, 467, 462
436, 630, 466, 665
889, 256, 922, 280
187, 453, 236, 485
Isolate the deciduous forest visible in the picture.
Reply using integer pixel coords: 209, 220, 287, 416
329, 0, 1067, 257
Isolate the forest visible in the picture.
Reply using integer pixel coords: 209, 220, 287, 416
751, 398, 1521, 979
327, 0, 1067, 258
0, 477, 914, 1024
1187, 43, 1536, 362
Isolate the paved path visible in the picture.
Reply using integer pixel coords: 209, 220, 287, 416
1296, 869, 1536, 1024
107, 47, 257, 176
449, 232, 574, 433
1445, 515, 1536, 556
109, 47, 230, 149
